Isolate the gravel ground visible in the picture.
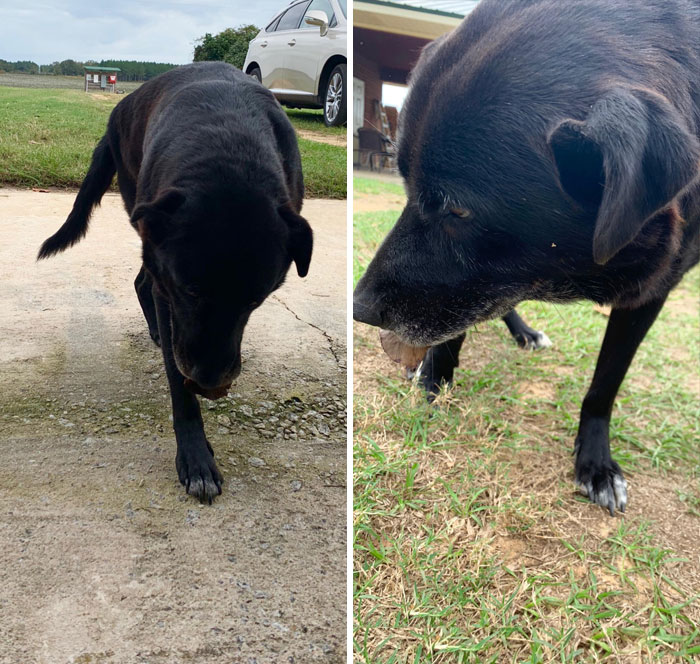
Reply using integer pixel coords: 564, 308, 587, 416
0, 189, 347, 664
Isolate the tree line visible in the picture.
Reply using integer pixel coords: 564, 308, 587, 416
0, 25, 262, 81
0, 59, 176, 80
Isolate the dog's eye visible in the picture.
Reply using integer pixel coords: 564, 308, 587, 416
249, 301, 259, 309
450, 208, 472, 219
184, 287, 200, 298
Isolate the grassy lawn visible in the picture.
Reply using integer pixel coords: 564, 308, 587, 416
0, 72, 143, 92
355, 175, 405, 197
0, 85, 346, 198
298, 137, 346, 198
285, 107, 347, 137
353, 177, 700, 662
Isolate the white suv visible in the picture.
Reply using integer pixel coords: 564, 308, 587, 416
243, 0, 347, 126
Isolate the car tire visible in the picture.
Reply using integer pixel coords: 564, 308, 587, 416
249, 67, 262, 83
323, 64, 346, 127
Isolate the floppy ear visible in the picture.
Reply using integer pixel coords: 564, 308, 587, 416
279, 204, 313, 277
131, 188, 186, 245
549, 88, 699, 264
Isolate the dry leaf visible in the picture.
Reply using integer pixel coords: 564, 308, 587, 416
379, 329, 428, 371
183, 378, 230, 400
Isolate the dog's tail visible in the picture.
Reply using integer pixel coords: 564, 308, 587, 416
38, 135, 116, 260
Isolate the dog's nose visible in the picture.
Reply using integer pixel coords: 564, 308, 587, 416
189, 360, 237, 391
353, 291, 383, 327
188, 367, 224, 391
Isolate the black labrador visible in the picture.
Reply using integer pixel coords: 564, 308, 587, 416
354, 0, 700, 515
39, 62, 313, 503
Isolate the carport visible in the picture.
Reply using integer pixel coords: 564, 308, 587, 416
353, 0, 478, 164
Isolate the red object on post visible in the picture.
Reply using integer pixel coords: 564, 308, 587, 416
108, 75, 117, 84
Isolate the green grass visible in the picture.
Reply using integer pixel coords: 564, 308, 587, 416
0, 72, 143, 92
355, 176, 405, 197
353, 210, 397, 285
284, 107, 346, 136
353, 177, 700, 663
0, 86, 346, 198
0, 87, 116, 187
298, 137, 347, 199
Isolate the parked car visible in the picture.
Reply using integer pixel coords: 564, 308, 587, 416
243, 0, 347, 126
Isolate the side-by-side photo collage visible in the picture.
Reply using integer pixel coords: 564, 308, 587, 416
1, 1, 698, 662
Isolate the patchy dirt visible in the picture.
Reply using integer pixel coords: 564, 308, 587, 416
353, 192, 404, 214
0, 189, 347, 663
296, 129, 346, 147
517, 379, 557, 401
353, 301, 700, 660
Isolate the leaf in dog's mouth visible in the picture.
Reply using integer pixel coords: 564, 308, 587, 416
183, 378, 231, 400
379, 330, 429, 371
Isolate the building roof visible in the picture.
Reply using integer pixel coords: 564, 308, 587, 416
356, 0, 476, 39
84, 66, 121, 72
359, 0, 479, 19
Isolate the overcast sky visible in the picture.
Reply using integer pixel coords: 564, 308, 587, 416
0, 0, 287, 65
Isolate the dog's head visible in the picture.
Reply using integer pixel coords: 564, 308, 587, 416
133, 187, 312, 398
354, 38, 699, 346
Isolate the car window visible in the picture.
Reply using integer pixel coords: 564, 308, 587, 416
266, 15, 282, 32
300, 0, 337, 29
276, 1, 312, 31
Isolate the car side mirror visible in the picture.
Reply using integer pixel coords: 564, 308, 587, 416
305, 10, 329, 36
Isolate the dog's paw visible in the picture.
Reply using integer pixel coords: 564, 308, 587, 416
575, 452, 627, 516
405, 364, 442, 403
518, 328, 552, 350
412, 365, 445, 403
176, 446, 223, 504
421, 379, 443, 403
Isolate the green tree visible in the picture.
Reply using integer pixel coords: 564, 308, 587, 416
193, 25, 260, 70
0, 60, 39, 74
99, 60, 176, 81
57, 59, 82, 76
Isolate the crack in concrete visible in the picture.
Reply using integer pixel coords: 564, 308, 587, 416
272, 296, 343, 368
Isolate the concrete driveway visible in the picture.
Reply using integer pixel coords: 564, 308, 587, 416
0, 189, 347, 663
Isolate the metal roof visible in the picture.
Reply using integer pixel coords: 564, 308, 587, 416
84, 66, 121, 72
362, 0, 480, 18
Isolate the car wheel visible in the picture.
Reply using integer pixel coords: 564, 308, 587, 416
323, 64, 346, 127
249, 67, 262, 83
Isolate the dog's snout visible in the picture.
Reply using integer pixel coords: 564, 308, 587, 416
189, 355, 240, 390
188, 366, 224, 391
353, 290, 384, 328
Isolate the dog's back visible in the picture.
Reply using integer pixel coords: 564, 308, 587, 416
398, 0, 700, 281
402, 0, 700, 139
110, 63, 303, 216
38, 62, 303, 259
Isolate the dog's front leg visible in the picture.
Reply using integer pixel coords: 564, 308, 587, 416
415, 333, 466, 400
575, 296, 667, 515
154, 290, 223, 504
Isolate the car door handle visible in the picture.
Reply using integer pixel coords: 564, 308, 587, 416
260, 40, 268, 47
288, 39, 296, 46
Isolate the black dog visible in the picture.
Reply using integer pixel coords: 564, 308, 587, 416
39, 62, 313, 503
354, 0, 700, 515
